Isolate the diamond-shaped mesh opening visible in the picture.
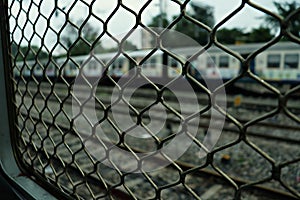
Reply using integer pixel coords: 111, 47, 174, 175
286, 86, 300, 126
184, 171, 236, 200
3, 0, 300, 199
217, 78, 279, 123
216, 3, 280, 45
212, 121, 240, 150
281, 161, 300, 194
213, 142, 272, 182
161, 184, 200, 199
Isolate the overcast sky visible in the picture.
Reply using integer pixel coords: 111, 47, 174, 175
9, 0, 296, 52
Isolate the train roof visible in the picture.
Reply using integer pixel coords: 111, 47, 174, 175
94, 42, 298, 59
47, 42, 298, 68
224, 42, 300, 53
15, 42, 299, 66
170, 42, 300, 56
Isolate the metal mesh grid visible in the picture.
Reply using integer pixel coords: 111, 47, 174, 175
3, 0, 300, 199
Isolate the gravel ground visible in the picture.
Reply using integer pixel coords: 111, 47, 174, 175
14, 84, 300, 199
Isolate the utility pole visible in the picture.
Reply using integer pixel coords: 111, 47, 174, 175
159, 0, 165, 27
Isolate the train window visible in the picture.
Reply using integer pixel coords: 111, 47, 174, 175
284, 54, 299, 69
69, 63, 77, 70
207, 56, 216, 68
118, 59, 123, 69
94, 61, 98, 70
150, 57, 157, 68
111, 61, 117, 69
170, 58, 179, 68
35, 63, 42, 71
219, 55, 229, 68
88, 60, 96, 70
47, 64, 54, 71
267, 54, 280, 68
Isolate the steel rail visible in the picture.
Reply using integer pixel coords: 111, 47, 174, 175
21, 83, 300, 114
17, 93, 300, 145
19, 111, 300, 200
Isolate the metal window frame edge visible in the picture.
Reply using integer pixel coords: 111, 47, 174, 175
0, 1, 59, 199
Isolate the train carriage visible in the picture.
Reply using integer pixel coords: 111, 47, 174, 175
255, 43, 300, 81
128, 50, 164, 78
82, 57, 103, 78
45, 60, 58, 78
14, 42, 300, 84
15, 60, 30, 79
104, 54, 130, 78
32, 60, 43, 78
56, 56, 85, 79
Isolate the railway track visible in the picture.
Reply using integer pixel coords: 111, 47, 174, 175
16, 90, 300, 199
14, 82, 300, 199
17, 85, 300, 144
18, 110, 300, 200
16, 82, 300, 113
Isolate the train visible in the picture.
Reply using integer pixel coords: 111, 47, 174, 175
13, 42, 300, 86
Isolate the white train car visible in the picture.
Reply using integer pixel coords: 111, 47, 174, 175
98, 52, 130, 78
171, 46, 240, 80
15, 59, 58, 79
81, 56, 103, 78
182, 42, 300, 82
56, 56, 85, 78
167, 56, 183, 78
254, 42, 300, 81
82, 42, 300, 82
95, 50, 166, 78
45, 60, 58, 78
128, 50, 164, 77
14, 42, 300, 84
32, 61, 43, 77
15, 60, 32, 78
21, 60, 34, 77
207, 52, 240, 79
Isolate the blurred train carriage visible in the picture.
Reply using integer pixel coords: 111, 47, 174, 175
255, 43, 300, 81
14, 42, 300, 85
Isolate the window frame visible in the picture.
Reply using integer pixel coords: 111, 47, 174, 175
219, 55, 229, 68
284, 53, 299, 69
0, 4, 60, 199
267, 54, 281, 69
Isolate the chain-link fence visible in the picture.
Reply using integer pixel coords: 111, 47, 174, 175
2, 0, 300, 199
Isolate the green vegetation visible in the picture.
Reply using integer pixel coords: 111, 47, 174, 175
147, 1, 299, 45
11, 42, 49, 61
264, 1, 300, 38
12, 1, 299, 58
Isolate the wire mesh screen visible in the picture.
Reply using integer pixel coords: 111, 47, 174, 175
5, 0, 300, 199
